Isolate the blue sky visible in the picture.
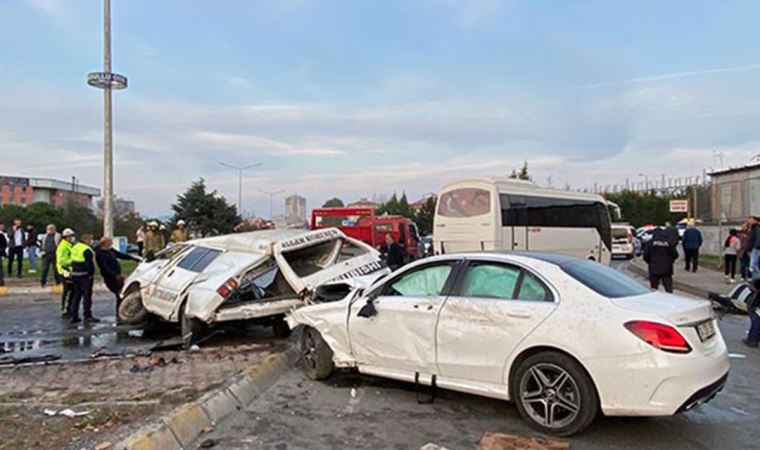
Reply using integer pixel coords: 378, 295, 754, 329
2, 0, 760, 216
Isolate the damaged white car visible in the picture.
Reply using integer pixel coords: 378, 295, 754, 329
290, 252, 729, 436
118, 228, 386, 347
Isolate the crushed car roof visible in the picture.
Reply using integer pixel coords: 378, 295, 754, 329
183, 228, 345, 255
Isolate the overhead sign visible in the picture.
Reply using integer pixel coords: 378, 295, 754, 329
669, 199, 689, 213
87, 72, 128, 89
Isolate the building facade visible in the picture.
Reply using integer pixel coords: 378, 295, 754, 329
708, 163, 760, 223
0, 176, 100, 209
285, 194, 307, 223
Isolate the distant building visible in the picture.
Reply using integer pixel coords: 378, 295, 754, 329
347, 197, 379, 209
96, 196, 137, 218
410, 195, 436, 212
0, 176, 100, 209
708, 162, 760, 223
285, 194, 307, 223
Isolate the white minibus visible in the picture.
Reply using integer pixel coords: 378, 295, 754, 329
433, 177, 612, 264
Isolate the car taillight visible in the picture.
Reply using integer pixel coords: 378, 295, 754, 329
624, 320, 691, 354
217, 277, 239, 299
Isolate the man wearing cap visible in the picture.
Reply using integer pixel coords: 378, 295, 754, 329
171, 220, 188, 243
56, 228, 76, 316
70, 234, 99, 323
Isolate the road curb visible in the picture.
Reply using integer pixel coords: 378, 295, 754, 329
0, 283, 107, 296
117, 345, 300, 450
628, 261, 710, 299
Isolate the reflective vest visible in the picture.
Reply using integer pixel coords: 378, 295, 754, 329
56, 239, 74, 276
70, 242, 95, 276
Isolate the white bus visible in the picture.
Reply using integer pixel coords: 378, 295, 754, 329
433, 177, 612, 264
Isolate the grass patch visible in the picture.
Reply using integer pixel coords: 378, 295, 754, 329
6, 252, 138, 279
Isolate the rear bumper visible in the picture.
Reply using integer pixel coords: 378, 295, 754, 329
676, 372, 728, 414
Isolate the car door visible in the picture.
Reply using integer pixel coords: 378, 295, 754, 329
436, 259, 558, 384
348, 260, 457, 374
144, 246, 223, 319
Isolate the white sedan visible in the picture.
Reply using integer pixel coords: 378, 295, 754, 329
289, 252, 729, 436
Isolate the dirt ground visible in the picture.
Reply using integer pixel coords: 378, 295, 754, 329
0, 341, 287, 450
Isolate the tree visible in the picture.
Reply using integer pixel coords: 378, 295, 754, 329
171, 178, 240, 237
603, 190, 684, 227
509, 161, 532, 181
322, 197, 344, 208
414, 196, 437, 236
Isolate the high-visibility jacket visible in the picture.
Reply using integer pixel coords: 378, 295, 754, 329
56, 239, 74, 276
70, 242, 95, 277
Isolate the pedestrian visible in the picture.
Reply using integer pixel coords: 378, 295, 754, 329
39, 224, 61, 287
739, 219, 754, 282
7, 219, 24, 278
643, 227, 679, 293
69, 234, 99, 324
56, 228, 76, 317
751, 217, 760, 277
742, 278, 760, 348
381, 234, 405, 271
143, 221, 165, 259
664, 221, 680, 246
25, 223, 38, 274
682, 220, 703, 273
136, 225, 145, 256
0, 224, 7, 287
171, 219, 188, 243
724, 229, 741, 284
95, 236, 137, 316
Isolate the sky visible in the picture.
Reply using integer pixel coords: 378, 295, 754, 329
2, 0, 760, 217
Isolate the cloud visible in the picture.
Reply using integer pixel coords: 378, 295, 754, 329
215, 72, 252, 88
195, 131, 344, 156
25, 0, 62, 16
573, 63, 760, 91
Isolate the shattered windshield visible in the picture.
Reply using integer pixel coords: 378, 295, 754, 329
282, 238, 368, 277
230, 258, 296, 302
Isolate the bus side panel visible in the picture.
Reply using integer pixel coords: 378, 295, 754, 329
526, 227, 602, 261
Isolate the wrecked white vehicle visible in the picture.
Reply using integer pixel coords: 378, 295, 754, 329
118, 228, 387, 347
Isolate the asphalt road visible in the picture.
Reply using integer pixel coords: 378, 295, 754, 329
193, 259, 760, 450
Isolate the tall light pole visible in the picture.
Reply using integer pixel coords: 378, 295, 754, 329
87, 0, 127, 238
220, 162, 262, 215
260, 189, 284, 219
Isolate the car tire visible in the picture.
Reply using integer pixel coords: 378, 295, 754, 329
180, 304, 205, 350
118, 290, 148, 325
272, 317, 292, 339
302, 327, 334, 380
512, 351, 599, 437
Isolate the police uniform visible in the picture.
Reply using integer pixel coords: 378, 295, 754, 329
70, 242, 96, 322
56, 239, 74, 316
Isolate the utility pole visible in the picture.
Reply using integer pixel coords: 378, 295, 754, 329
220, 162, 262, 215
260, 189, 284, 219
638, 172, 649, 192
87, 0, 127, 238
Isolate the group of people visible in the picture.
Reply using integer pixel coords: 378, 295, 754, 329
135, 219, 188, 258
643, 220, 703, 293
0, 219, 40, 286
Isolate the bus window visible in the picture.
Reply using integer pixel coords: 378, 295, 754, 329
438, 188, 491, 218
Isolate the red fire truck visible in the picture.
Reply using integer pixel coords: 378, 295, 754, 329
310, 207, 420, 261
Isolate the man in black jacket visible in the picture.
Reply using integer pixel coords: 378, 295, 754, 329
643, 227, 680, 293
381, 234, 405, 271
0, 224, 7, 286
95, 237, 137, 314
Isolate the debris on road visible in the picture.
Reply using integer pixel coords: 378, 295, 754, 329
420, 444, 450, 450
190, 344, 201, 352
43, 408, 91, 418
350, 387, 357, 398
0, 354, 61, 365
476, 432, 570, 450
199, 438, 218, 448
94, 442, 114, 450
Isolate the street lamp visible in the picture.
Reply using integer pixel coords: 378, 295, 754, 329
220, 162, 262, 215
260, 189, 285, 219
638, 173, 649, 192
87, 0, 128, 238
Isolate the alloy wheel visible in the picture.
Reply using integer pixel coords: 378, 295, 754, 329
518, 362, 581, 429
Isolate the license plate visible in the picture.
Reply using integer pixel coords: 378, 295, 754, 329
696, 320, 716, 342
612, 245, 621, 251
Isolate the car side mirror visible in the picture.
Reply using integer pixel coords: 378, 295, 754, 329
357, 298, 377, 318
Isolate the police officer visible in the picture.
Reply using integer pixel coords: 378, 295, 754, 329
69, 234, 99, 323
56, 228, 76, 317
643, 227, 680, 293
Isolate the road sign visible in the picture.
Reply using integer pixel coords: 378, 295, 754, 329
670, 199, 689, 213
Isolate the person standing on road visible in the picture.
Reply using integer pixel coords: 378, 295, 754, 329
381, 234, 405, 271
56, 229, 76, 317
742, 278, 760, 348
25, 223, 38, 274
643, 227, 679, 293
739, 219, 755, 282
171, 219, 188, 243
7, 219, 24, 279
664, 221, 680, 246
0, 224, 7, 287
39, 224, 61, 287
682, 220, 703, 273
70, 234, 99, 324
724, 229, 741, 284
136, 225, 145, 256
95, 236, 137, 315
143, 222, 165, 259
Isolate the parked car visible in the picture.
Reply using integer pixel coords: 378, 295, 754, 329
290, 252, 729, 436
118, 228, 388, 347
611, 224, 635, 259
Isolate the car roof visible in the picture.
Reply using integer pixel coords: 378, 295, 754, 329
184, 228, 345, 254
422, 251, 581, 268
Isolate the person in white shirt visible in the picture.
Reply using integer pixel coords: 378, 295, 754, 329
7, 219, 24, 279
